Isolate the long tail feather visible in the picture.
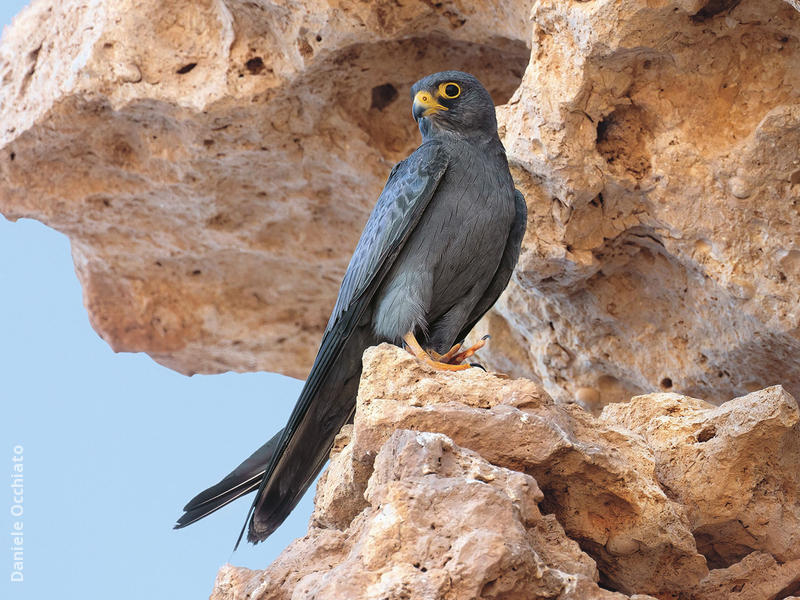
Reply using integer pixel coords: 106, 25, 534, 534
174, 429, 283, 529
241, 323, 374, 546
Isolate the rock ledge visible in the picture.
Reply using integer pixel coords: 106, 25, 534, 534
211, 344, 800, 600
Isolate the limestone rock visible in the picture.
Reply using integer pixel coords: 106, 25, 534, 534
688, 552, 800, 600
3, 2, 800, 595
310, 424, 370, 530
212, 428, 646, 600
211, 344, 800, 599
479, 0, 800, 408
349, 345, 706, 595
601, 386, 800, 569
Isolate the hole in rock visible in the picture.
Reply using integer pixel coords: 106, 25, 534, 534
696, 425, 716, 442
589, 193, 604, 207
693, 524, 754, 569
567, 536, 627, 593
691, 0, 742, 22
660, 377, 673, 389
176, 62, 197, 74
596, 106, 652, 179
28, 44, 41, 65
245, 57, 265, 74
370, 83, 398, 111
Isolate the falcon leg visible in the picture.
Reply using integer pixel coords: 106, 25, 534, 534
403, 332, 471, 371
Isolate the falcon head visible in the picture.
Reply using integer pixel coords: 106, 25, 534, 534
410, 71, 497, 139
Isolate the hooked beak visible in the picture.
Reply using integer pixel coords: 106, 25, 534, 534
412, 90, 448, 121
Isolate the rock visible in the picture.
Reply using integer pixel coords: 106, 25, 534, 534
479, 0, 800, 408
349, 345, 707, 595
601, 386, 800, 569
310, 424, 370, 530
689, 552, 800, 600
212, 429, 644, 600
210, 345, 800, 599
0, 0, 530, 376
3, 1, 799, 596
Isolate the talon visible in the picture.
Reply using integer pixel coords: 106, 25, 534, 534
449, 335, 489, 364
403, 332, 471, 371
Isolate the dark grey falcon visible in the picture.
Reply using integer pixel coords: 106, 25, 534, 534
175, 70, 527, 546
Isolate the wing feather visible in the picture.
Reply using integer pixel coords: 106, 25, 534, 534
327, 141, 450, 331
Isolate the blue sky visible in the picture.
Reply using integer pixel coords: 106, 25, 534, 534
1, 3, 313, 599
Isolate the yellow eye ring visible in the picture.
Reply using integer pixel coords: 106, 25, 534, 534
438, 82, 461, 99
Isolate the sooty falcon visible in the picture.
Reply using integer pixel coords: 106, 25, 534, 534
175, 70, 527, 546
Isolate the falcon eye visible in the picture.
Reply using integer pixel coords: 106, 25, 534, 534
438, 82, 461, 99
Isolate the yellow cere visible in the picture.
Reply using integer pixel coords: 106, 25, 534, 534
413, 90, 448, 116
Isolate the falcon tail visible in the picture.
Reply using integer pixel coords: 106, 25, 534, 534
238, 323, 374, 546
174, 320, 374, 547
174, 429, 284, 528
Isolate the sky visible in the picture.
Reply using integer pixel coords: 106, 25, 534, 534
1, 3, 314, 599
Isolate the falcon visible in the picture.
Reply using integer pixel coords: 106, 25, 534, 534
175, 70, 527, 545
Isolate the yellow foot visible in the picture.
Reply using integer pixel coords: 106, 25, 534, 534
424, 335, 490, 364
449, 335, 489, 364
403, 332, 471, 371
428, 342, 462, 362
